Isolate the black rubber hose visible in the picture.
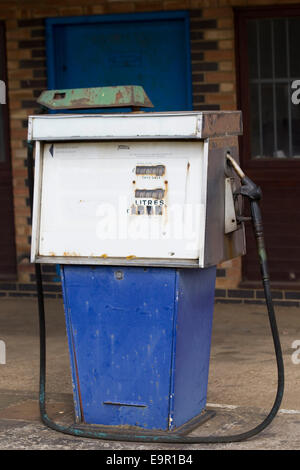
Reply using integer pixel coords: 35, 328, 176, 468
27, 141, 284, 443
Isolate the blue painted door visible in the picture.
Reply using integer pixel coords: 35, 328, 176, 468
46, 11, 192, 111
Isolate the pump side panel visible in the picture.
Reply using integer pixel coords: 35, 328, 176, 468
204, 136, 246, 266
171, 266, 216, 429
62, 265, 176, 430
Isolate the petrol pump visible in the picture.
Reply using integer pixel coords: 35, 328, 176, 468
27, 86, 284, 443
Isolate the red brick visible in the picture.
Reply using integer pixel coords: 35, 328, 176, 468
58, 7, 84, 16
203, 7, 233, 18
135, 1, 162, 11
206, 93, 236, 103
205, 49, 234, 61
205, 71, 235, 82
163, 0, 190, 9
108, 2, 135, 13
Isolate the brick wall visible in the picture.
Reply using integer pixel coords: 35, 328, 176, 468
0, 0, 299, 303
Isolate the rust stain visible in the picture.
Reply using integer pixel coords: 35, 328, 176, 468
115, 91, 123, 104
100, 254, 108, 258
126, 255, 136, 260
187, 162, 190, 171
68, 97, 89, 107
164, 181, 168, 201
163, 180, 168, 225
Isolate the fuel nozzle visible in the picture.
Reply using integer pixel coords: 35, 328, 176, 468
226, 153, 262, 202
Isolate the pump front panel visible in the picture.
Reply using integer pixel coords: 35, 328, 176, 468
36, 141, 206, 265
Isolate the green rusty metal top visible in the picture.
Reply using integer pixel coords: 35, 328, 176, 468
37, 86, 154, 110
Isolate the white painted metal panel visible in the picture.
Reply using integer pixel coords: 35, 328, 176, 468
31, 140, 42, 260
28, 113, 201, 141
33, 141, 206, 264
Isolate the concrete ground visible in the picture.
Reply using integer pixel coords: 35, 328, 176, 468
0, 297, 299, 450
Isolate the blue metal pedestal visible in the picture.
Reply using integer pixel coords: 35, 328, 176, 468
61, 265, 216, 432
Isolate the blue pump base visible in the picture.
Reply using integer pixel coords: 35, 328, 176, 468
74, 409, 216, 436
61, 265, 216, 432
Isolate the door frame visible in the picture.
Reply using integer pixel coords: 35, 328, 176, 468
45, 10, 193, 111
235, 5, 300, 286
0, 21, 16, 279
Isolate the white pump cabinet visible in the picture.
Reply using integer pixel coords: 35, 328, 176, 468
29, 111, 245, 268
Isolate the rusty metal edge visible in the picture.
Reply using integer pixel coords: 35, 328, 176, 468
37, 86, 154, 110
34, 255, 202, 268
199, 111, 243, 138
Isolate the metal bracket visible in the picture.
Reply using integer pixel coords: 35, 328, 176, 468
225, 177, 238, 234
